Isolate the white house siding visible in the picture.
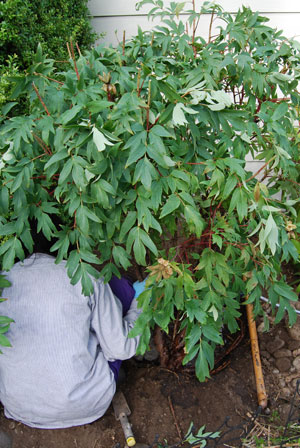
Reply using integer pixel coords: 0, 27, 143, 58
88, 1, 300, 176
89, 1, 300, 46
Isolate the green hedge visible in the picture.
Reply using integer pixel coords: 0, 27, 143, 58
0, 0, 98, 111
0, 0, 97, 68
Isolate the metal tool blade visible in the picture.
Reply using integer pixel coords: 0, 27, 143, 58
112, 391, 131, 420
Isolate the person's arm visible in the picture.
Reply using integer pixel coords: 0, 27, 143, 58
90, 279, 141, 361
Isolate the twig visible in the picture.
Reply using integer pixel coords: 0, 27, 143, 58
168, 395, 183, 440
146, 79, 151, 131
33, 72, 63, 85
208, 9, 215, 43
69, 40, 80, 81
66, 42, 72, 59
237, 156, 276, 187
122, 31, 126, 56
32, 82, 51, 116
92, 439, 100, 448
137, 69, 141, 96
32, 132, 52, 155
75, 42, 82, 57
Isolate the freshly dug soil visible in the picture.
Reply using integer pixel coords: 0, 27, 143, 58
1, 320, 300, 448
0, 336, 257, 448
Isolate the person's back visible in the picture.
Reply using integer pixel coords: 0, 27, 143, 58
0, 254, 140, 428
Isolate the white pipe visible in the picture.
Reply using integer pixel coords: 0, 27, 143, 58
260, 295, 300, 315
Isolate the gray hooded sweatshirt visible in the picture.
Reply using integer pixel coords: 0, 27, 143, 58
0, 254, 141, 428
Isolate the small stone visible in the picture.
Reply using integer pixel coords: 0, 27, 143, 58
277, 328, 291, 343
290, 366, 296, 373
286, 316, 300, 341
279, 378, 286, 388
288, 340, 300, 351
281, 387, 291, 398
8, 423, 15, 430
285, 374, 296, 383
273, 349, 292, 358
272, 368, 280, 374
257, 322, 266, 333
292, 356, 300, 370
267, 338, 285, 354
293, 348, 300, 357
275, 357, 291, 372
262, 358, 272, 367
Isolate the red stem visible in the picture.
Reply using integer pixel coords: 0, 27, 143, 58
69, 40, 80, 81
32, 83, 51, 116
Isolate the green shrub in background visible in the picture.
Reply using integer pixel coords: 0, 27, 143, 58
0, 0, 97, 68
1, 1, 300, 380
0, 0, 98, 111
0, 55, 18, 109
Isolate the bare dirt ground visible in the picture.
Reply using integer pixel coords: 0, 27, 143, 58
1, 320, 300, 448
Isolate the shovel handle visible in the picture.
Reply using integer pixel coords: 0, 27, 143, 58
119, 412, 136, 447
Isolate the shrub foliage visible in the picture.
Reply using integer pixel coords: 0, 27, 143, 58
1, 1, 300, 380
0, 0, 97, 110
0, 0, 97, 68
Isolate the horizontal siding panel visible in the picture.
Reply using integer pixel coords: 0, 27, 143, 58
92, 12, 300, 45
88, 0, 300, 17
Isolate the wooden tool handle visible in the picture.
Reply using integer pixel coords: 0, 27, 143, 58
246, 303, 268, 409
119, 412, 136, 447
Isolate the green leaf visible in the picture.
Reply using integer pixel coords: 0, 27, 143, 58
154, 309, 170, 330
184, 205, 204, 238
182, 344, 199, 365
98, 179, 116, 195
92, 127, 114, 152
274, 282, 298, 302
112, 246, 132, 270
0, 334, 12, 348
202, 325, 223, 345
195, 344, 210, 382
10, 171, 23, 194
222, 176, 238, 199
59, 105, 82, 124
58, 158, 73, 184
2, 102, 18, 116
0, 316, 14, 325
186, 325, 202, 352
150, 125, 173, 138
272, 102, 288, 121
0, 187, 9, 215
126, 143, 147, 167
119, 212, 137, 242
44, 150, 68, 169
87, 100, 114, 113
160, 195, 181, 218
173, 103, 188, 126
264, 213, 278, 255
139, 229, 158, 256
0, 276, 11, 289
133, 237, 146, 266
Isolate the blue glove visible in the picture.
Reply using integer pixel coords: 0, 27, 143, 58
133, 279, 146, 299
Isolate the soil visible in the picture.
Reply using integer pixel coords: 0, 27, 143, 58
2, 317, 300, 448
